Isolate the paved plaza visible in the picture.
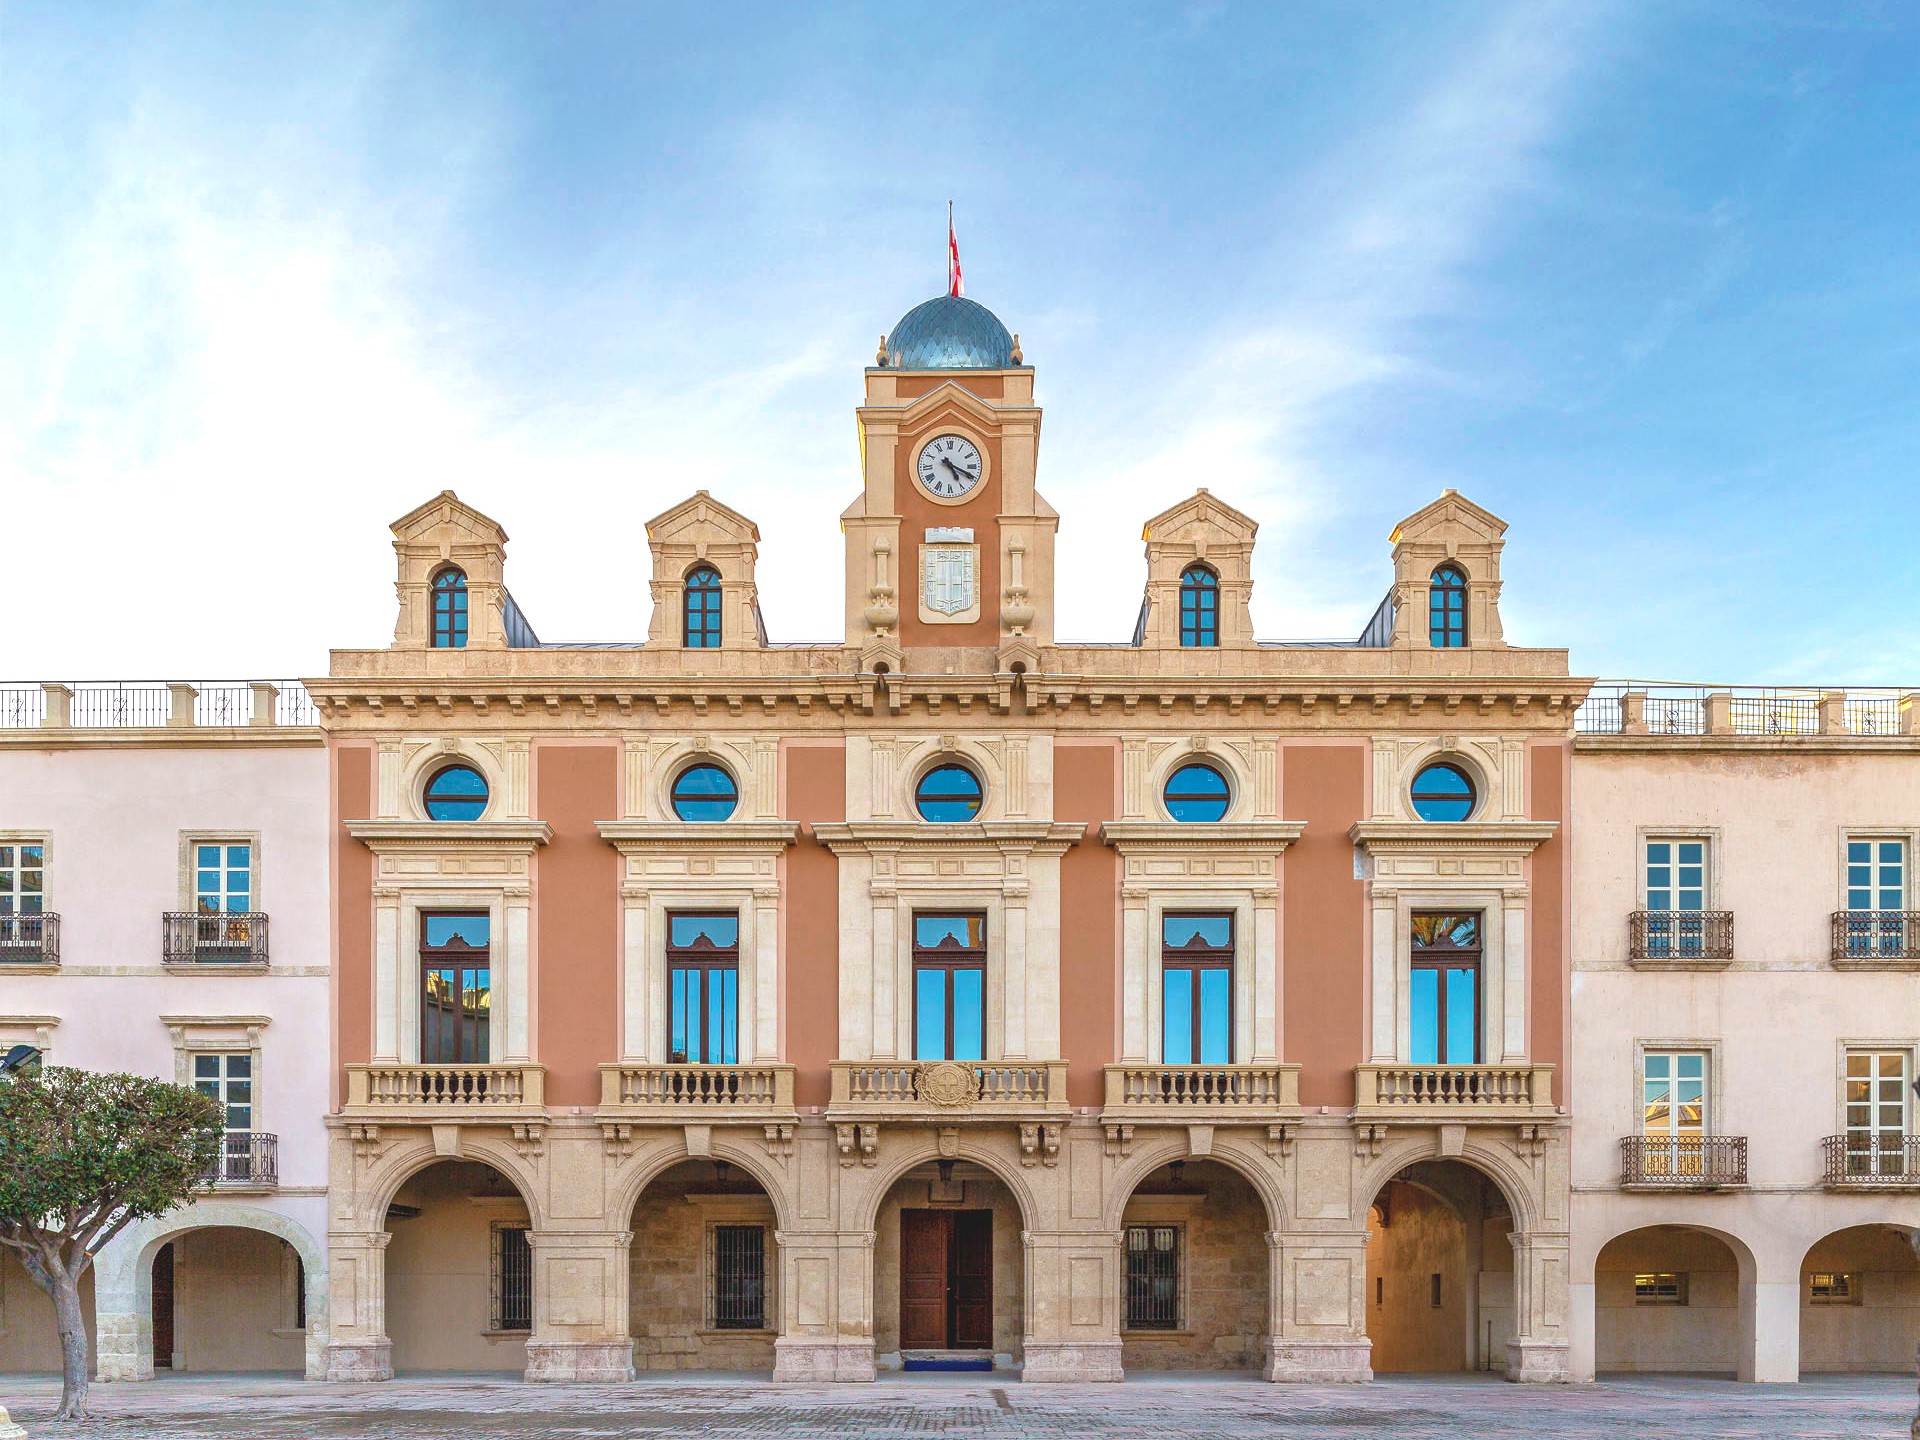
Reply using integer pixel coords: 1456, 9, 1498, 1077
0, 1373, 1913, 1439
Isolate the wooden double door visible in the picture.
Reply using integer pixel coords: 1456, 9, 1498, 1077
900, 1209, 993, 1350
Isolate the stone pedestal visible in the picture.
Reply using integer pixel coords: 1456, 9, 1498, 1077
0, 1403, 25, 1440
323, 1338, 394, 1381
1022, 1339, 1123, 1382
525, 1340, 635, 1382
1505, 1337, 1571, 1383
772, 1336, 876, 1382
1264, 1337, 1373, 1383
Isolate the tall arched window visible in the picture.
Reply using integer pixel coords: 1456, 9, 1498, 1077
1179, 565, 1218, 647
684, 566, 722, 649
431, 567, 468, 649
1429, 564, 1467, 648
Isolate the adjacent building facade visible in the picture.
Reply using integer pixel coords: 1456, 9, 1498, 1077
0, 682, 330, 1379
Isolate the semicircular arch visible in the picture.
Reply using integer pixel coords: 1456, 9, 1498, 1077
356, 1134, 544, 1229
609, 1134, 797, 1232
1102, 1137, 1288, 1233
1354, 1136, 1542, 1236
852, 1139, 1044, 1234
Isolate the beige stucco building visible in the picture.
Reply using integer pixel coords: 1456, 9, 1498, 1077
0, 683, 331, 1380
1570, 687, 1920, 1380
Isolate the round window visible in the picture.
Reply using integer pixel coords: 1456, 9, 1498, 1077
915, 763, 984, 823
1410, 762, 1476, 822
1163, 762, 1231, 822
423, 764, 489, 822
671, 763, 739, 822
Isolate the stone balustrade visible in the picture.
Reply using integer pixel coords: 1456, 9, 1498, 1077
343, 1062, 546, 1115
1100, 1063, 1302, 1119
597, 1062, 797, 1118
1351, 1062, 1557, 1121
827, 1059, 1069, 1115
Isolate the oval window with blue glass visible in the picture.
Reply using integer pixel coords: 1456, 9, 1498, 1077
671, 763, 739, 822
1410, 762, 1476, 822
915, 763, 984, 823
424, 764, 489, 822
1163, 762, 1231, 822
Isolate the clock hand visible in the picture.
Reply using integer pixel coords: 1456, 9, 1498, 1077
940, 456, 978, 482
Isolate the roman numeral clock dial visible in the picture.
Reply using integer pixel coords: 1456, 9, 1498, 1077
915, 434, 983, 501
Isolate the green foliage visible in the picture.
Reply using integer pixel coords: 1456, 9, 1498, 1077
0, 1066, 222, 1249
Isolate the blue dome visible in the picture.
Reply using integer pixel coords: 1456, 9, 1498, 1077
884, 295, 1019, 369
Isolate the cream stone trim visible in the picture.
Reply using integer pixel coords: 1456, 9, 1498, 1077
1373, 736, 1525, 823
631, 735, 780, 822
388, 737, 529, 823
1833, 1039, 1918, 1135
162, 1015, 270, 1139
1832, 827, 1920, 908
0, 1014, 58, 1066
177, 830, 262, 912
598, 820, 799, 1063
1631, 1038, 1724, 1138
1632, 826, 1723, 909
1129, 738, 1274, 823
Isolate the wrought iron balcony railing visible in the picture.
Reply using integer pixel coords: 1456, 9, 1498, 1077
0, 913, 59, 965
1620, 1135, 1747, 1188
1822, 1135, 1920, 1187
200, 1132, 278, 1188
163, 911, 269, 966
1629, 910, 1735, 964
1830, 911, 1920, 964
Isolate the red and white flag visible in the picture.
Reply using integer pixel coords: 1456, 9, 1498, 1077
948, 204, 963, 298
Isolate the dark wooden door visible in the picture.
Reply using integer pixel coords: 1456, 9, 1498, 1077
151, 1243, 175, 1369
899, 1210, 949, 1349
950, 1210, 993, 1349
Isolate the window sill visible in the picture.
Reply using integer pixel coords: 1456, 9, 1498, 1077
1626, 955, 1734, 972
1122, 1328, 1192, 1339
271, 1328, 306, 1339
482, 1329, 531, 1343
696, 1328, 775, 1338
164, 961, 270, 976
1829, 956, 1920, 972
0, 962, 59, 975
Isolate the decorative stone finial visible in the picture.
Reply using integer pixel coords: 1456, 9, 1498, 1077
875, 334, 889, 366
1010, 333, 1023, 364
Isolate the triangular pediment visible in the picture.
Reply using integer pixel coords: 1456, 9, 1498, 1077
1391, 489, 1506, 545
390, 490, 509, 546
1142, 488, 1258, 544
646, 490, 760, 544
896, 380, 1009, 429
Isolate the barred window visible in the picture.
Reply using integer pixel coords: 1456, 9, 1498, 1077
1124, 1224, 1180, 1330
1808, 1271, 1858, 1305
712, 1224, 766, 1330
1633, 1272, 1687, 1306
491, 1223, 532, 1332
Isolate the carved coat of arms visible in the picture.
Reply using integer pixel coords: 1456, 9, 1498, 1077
921, 544, 977, 617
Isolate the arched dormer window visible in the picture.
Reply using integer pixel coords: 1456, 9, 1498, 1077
1429, 564, 1467, 648
431, 567, 468, 649
684, 565, 722, 649
1179, 565, 1218, 647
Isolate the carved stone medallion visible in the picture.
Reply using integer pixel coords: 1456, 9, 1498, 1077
918, 1060, 981, 1108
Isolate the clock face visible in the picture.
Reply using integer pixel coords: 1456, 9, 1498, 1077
915, 433, 983, 500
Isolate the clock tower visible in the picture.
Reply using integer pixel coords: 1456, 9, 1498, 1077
843, 294, 1056, 672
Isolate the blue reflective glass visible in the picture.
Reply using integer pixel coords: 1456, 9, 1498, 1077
423, 914, 490, 948
915, 913, 984, 949
916, 967, 948, 1060
1162, 914, 1233, 948
952, 968, 984, 1061
671, 764, 738, 822
1179, 567, 1219, 647
671, 969, 689, 1062
1199, 968, 1231, 1064
684, 567, 723, 648
1164, 763, 1230, 822
710, 967, 738, 1065
1410, 969, 1440, 1064
432, 568, 469, 649
424, 764, 490, 821
1163, 969, 1194, 1065
1410, 763, 1475, 822
670, 913, 739, 948
1445, 968, 1477, 1063
915, 764, 983, 822
1429, 566, 1467, 648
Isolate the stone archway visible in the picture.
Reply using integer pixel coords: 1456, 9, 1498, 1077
1592, 1223, 1753, 1377
384, 1158, 537, 1374
94, 1202, 327, 1382
1116, 1157, 1270, 1374
871, 1157, 1027, 1373
1362, 1159, 1518, 1375
1799, 1223, 1919, 1375
628, 1158, 781, 1374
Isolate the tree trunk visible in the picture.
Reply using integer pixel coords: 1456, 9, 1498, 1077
50, 1262, 91, 1420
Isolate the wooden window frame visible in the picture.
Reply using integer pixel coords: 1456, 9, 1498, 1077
1410, 912, 1483, 1065
666, 911, 741, 1065
912, 912, 987, 1061
1160, 912, 1235, 1064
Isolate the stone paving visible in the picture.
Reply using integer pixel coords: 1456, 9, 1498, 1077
0, 1372, 1912, 1439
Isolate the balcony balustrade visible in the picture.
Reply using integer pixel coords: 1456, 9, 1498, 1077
0, 913, 58, 966
1620, 1135, 1747, 1189
200, 1132, 279, 1189
163, 911, 269, 967
1629, 910, 1735, 966
1101, 1063, 1302, 1121
1352, 1063, 1557, 1121
827, 1059, 1068, 1117
1822, 1135, 1920, 1189
598, 1063, 797, 1121
1830, 911, 1920, 967
343, 1062, 546, 1117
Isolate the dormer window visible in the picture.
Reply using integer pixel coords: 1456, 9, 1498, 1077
431, 567, 468, 649
1179, 566, 1218, 648
684, 566, 722, 648
1429, 565, 1467, 648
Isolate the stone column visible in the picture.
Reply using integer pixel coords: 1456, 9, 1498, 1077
322, 1230, 393, 1380
1505, 1230, 1572, 1382
91, 1227, 151, 1383
1021, 1230, 1123, 1382
1740, 1266, 1801, 1383
752, 884, 781, 1062
524, 1230, 636, 1382
1264, 1230, 1373, 1382
772, 1231, 878, 1381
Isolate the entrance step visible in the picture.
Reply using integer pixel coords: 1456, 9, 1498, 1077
901, 1349, 995, 1372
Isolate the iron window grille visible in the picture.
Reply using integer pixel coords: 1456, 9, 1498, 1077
1620, 1135, 1747, 1187
163, 911, 269, 965
491, 1223, 532, 1332
1832, 911, 1920, 961
1429, 564, 1467, 648
200, 1132, 279, 1188
1161, 913, 1234, 1065
667, 912, 740, 1065
1178, 565, 1218, 647
1124, 1225, 1180, 1330
712, 1224, 767, 1330
684, 566, 723, 648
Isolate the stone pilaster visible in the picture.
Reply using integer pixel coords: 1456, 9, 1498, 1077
772, 1230, 877, 1382
1021, 1231, 1123, 1382
1264, 1229, 1373, 1383
322, 1230, 394, 1381
524, 1230, 636, 1382
1506, 1229, 1571, 1383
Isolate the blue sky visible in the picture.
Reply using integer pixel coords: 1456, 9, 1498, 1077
4, 1, 1918, 682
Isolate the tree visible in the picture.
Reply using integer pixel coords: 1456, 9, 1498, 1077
0, 1066, 220, 1421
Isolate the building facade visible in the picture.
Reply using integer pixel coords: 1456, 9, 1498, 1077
311, 293, 1587, 1384
0, 681, 330, 1380
1568, 687, 1920, 1381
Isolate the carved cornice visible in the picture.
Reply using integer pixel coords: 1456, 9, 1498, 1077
1347, 820, 1557, 856
346, 820, 552, 851
595, 820, 800, 853
811, 821, 1085, 856
1100, 820, 1306, 854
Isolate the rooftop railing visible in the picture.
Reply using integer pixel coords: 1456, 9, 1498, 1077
1577, 685, 1920, 738
0, 681, 316, 729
